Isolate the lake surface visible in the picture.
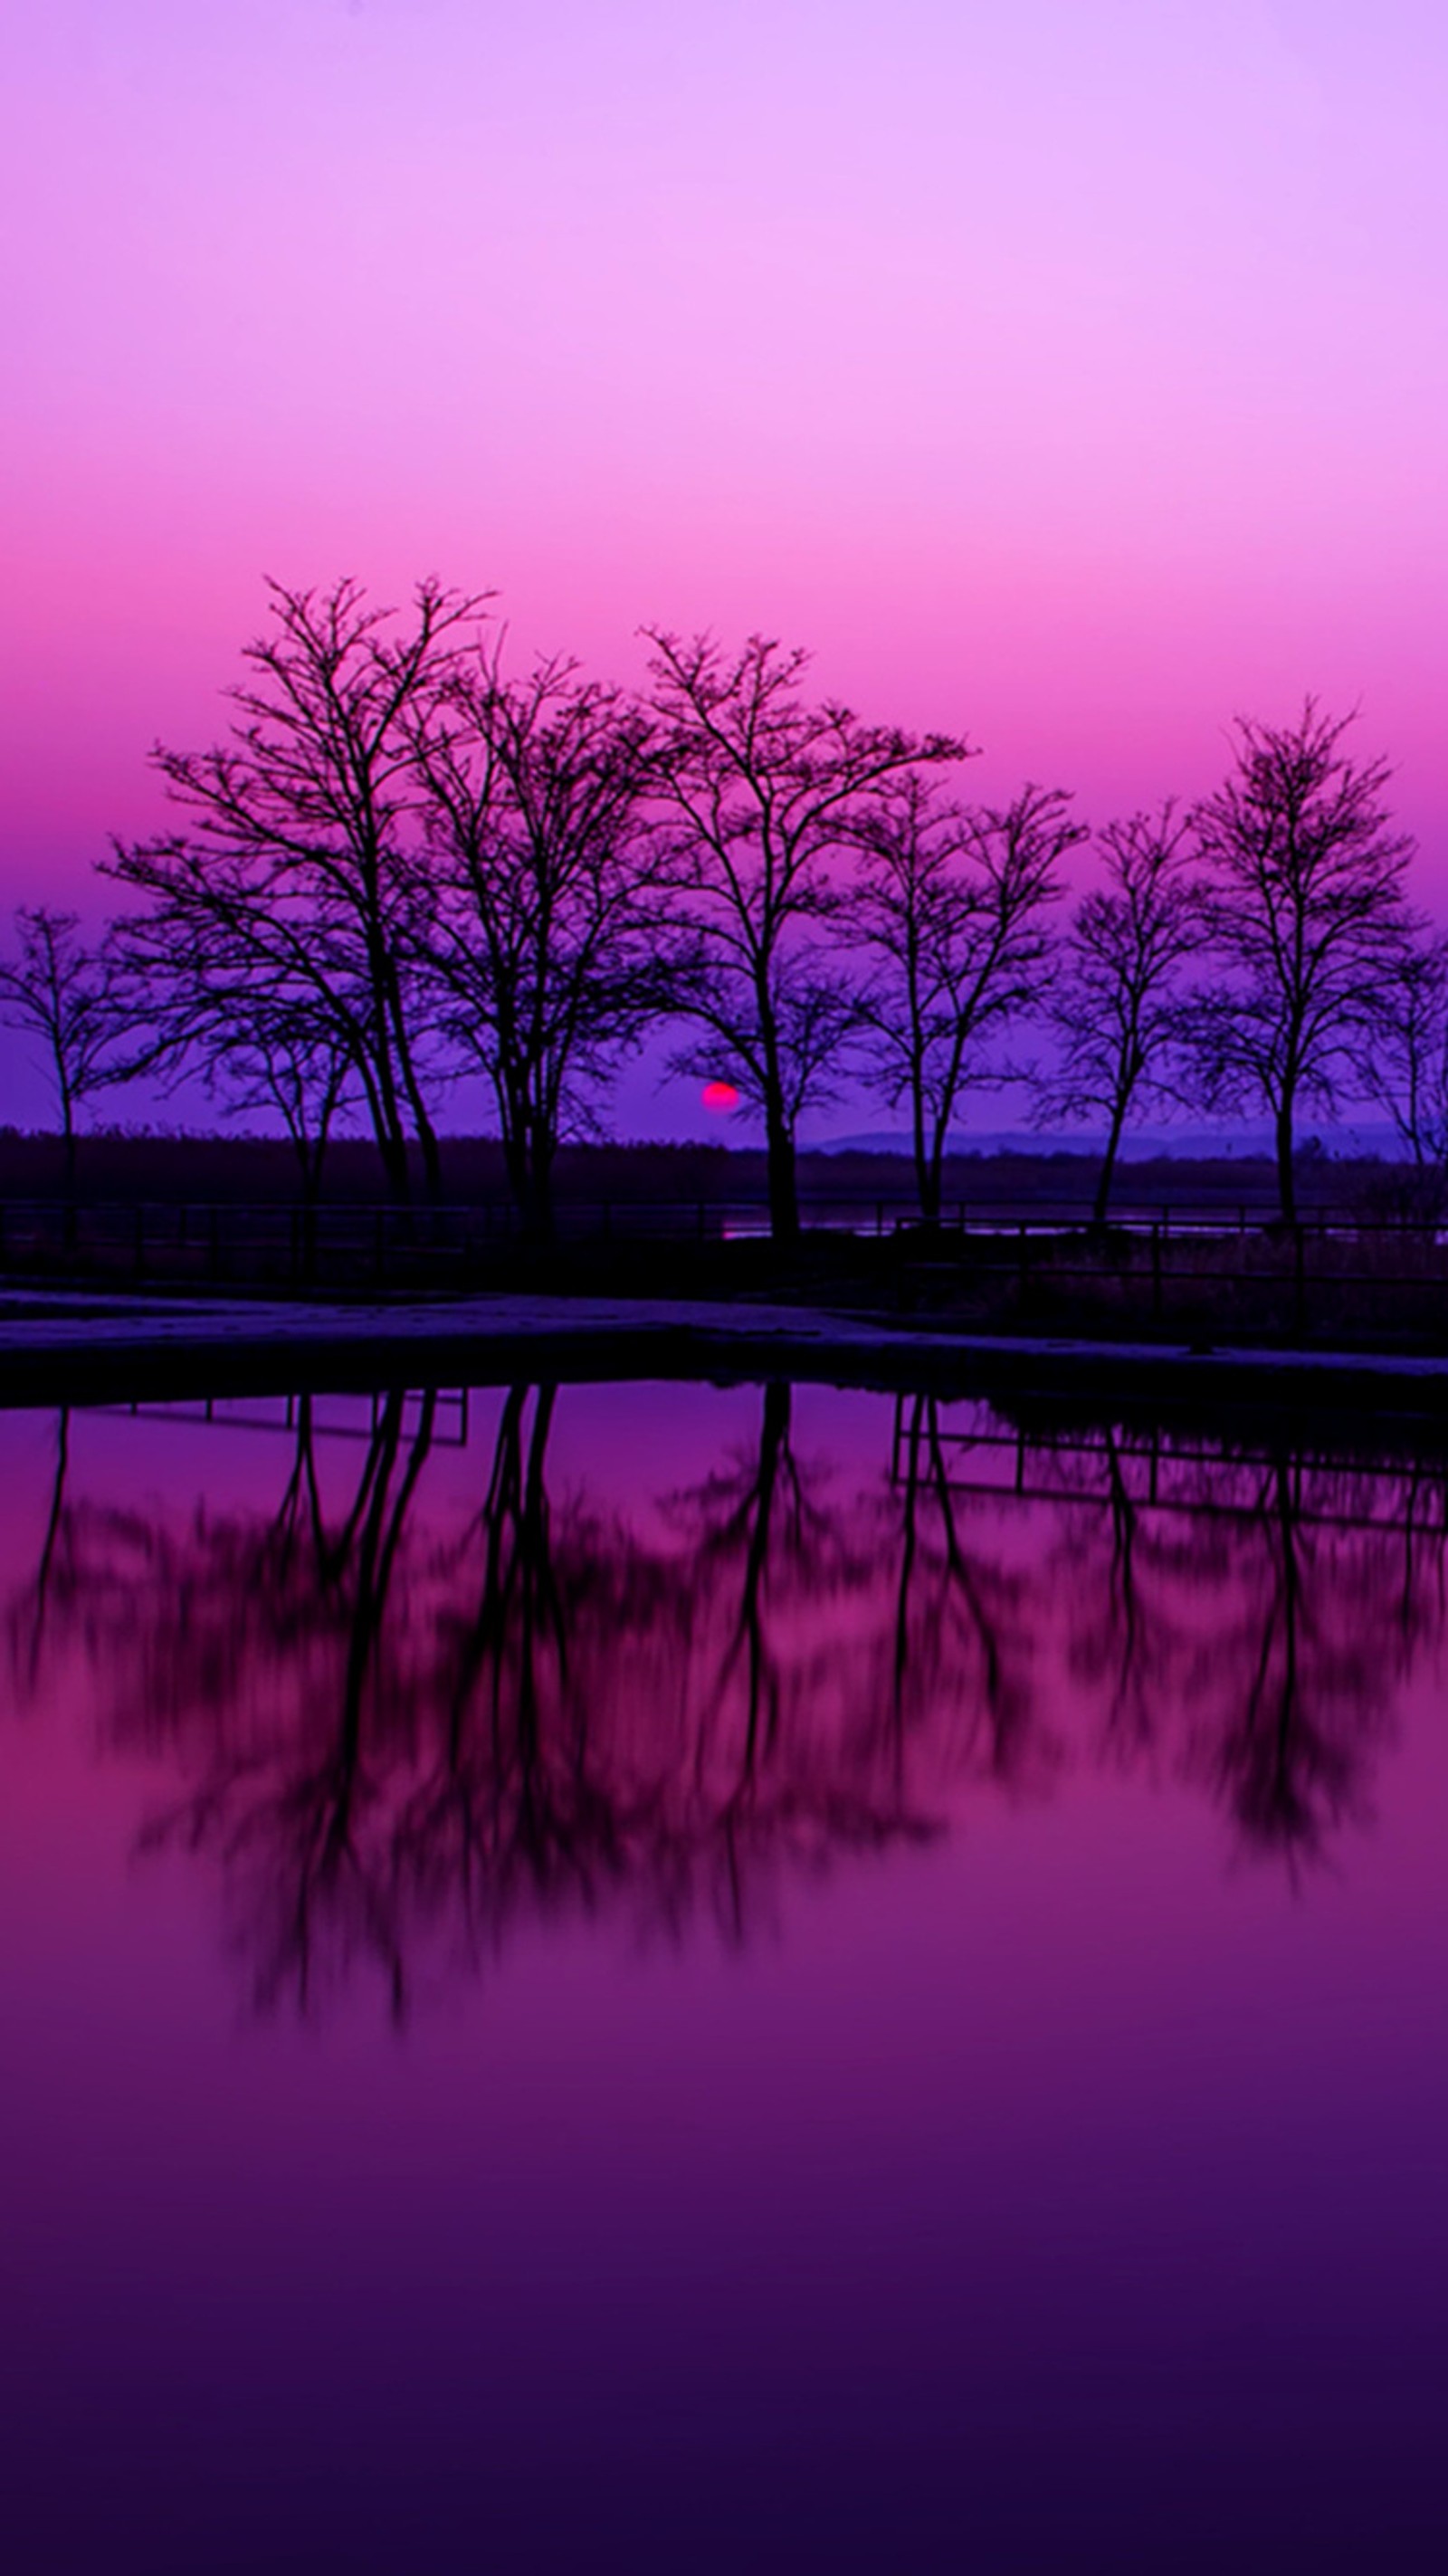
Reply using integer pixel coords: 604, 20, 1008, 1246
1, 1379, 1444, 2573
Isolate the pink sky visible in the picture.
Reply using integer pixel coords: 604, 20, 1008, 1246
2, 0, 1445, 1126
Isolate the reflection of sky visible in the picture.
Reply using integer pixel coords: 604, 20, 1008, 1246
2, 7, 1444, 975
1, 1379, 1446, 2567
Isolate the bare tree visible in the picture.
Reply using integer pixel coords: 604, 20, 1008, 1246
0, 906, 139, 1188
107, 576, 489, 1202
109, 876, 362, 1204
202, 1008, 358, 1206
1189, 701, 1414, 1226
671, 944, 862, 1178
644, 631, 965, 1241
1357, 930, 1448, 1213
847, 776, 1077, 1222
411, 647, 665, 1239
1034, 803, 1198, 1223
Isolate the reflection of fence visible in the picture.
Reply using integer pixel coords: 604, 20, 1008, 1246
100, 1388, 471, 1445
896, 1404, 1448, 1536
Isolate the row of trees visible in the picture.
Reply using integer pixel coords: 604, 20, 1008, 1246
2, 577, 1441, 1233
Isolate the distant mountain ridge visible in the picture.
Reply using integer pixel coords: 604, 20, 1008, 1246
811, 1122, 1405, 1161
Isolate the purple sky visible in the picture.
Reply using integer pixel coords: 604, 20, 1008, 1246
2, 0, 1445, 1132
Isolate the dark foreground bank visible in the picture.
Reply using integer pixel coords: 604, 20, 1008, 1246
5, 1287, 1448, 1429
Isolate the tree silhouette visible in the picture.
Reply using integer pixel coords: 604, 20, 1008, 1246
1357, 928, 1448, 1215
0, 908, 140, 1189
199, 1003, 358, 1205
878, 1393, 1045, 1786
644, 631, 965, 1241
1180, 1446, 1405, 1865
411, 648, 667, 1237
1034, 804, 1198, 1222
108, 577, 489, 1203
848, 776, 1075, 1220
1189, 702, 1415, 1225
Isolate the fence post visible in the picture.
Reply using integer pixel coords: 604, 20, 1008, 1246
1017, 1222, 1028, 1305
1151, 1223, 1162, 1324
134, 1204, 145, 1281
375, 1207, 386, 1283
208, 1206, 220, 1282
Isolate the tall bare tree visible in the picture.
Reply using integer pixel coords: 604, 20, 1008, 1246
410, 647, 665, 1239
1189, 701, 1414, 1225
107, 577, 488, 1202
0, 906, 139, 1188
644, 631, 965, 1241
1034, 803, 1198, 1222
847, 776, 1077, 1222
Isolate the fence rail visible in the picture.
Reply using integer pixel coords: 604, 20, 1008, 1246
1, 1195, 1446, 1345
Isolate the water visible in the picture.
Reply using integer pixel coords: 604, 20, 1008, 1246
1, 1379, 1444, 2573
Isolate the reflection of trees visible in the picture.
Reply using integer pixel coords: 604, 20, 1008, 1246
7, 1388, 1444, 2015
7, 1404, 71, 1693
1039, 1423, 1446, 1865
133, 1388, 439, 2013
880, 1395, 1047, 1792
10, 1386, 960, 2012
1053, 1424, 1198, 1761
1176, 1447, 1425, 1865
657, 1380, 954, 1935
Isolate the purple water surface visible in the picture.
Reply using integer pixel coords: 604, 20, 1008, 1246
0, 1380, 1444, 2573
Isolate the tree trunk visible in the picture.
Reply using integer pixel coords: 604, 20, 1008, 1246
765, 1109, 798, 1245
1093, 1095, 1129, 1226
61, 1102, 78, 1257
413, 1098, 444, 1205
517, 1151, 554, 1247
1274, 1095, 1297, 1227
498, 1089, 555, 1245
501, 1127, 529, 1232
911, 1082, 934, 1226
920, 1107, 944, 1229
367, 1026, 414, 1204
376, 1124, 411, 1206
530, 1128, 556, 1247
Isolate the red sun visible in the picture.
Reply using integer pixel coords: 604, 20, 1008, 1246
700, 1081, 740, 1113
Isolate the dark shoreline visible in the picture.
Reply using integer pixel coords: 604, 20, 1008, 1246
5, 1289, 1448, 1437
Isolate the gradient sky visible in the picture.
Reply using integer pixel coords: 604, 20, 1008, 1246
2, 0, 1445, 1122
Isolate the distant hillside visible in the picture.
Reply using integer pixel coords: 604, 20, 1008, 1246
817, 1121, 1404, 1161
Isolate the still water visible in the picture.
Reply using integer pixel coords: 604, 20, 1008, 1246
1, 1379, 1444, 2573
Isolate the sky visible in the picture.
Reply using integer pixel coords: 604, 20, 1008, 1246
2, 0, 1445, 1133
